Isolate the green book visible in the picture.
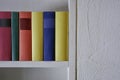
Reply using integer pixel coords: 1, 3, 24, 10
11, 12, 19, 61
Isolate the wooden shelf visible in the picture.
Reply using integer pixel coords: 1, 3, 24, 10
0, 0, 68, 11
0, 61, 68, 68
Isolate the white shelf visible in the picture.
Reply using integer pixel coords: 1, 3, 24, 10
0, 61, 68, 68
0, 0, 68, 11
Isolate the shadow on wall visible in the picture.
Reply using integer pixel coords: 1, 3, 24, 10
0, 68, 67, 80
0, 71, 5, 80
0, 68, 23, 80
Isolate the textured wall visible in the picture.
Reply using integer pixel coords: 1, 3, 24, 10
77, 0, 120, 80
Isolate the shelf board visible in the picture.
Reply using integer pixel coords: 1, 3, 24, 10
0, 0, 68, 11
0, 61, 68, 68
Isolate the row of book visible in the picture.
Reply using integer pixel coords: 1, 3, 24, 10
0, 11, 68, 61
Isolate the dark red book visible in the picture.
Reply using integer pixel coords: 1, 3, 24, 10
0, 12, 11, 61
19, 12, 32, 61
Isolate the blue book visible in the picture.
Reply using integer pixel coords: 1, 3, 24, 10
43, 12, 55, 61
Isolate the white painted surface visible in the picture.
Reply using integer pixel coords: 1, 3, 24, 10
69, 0, 76, 80
0, 0, 68, 11
77, 0, 120, 80
0, 61, 68, 68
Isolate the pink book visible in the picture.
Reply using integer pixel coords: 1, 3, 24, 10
0, 12, 11, 61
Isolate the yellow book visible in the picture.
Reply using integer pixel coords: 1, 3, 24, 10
32, 12, 43, 61
55, 12, 68, 61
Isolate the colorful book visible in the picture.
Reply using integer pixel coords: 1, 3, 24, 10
19, 12, 32, 61
11, 12, 19, 61
32, 12, 43, 61
55, 12, 68, 61
0, 12, 11, 60
43, 12, 55, 61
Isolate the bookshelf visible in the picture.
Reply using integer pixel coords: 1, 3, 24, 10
0, 0, 76, 80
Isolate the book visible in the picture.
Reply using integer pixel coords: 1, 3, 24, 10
32, 12, 43, 61
55, 12, 68, 61
43, 12, 55, 61
11, 12, 19, 61
19, 12, 32, 61
0, 12, 11, 60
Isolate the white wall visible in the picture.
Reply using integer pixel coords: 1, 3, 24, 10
77, 0, 120, 80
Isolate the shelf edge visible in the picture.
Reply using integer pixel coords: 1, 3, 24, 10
0, 61, 68, 68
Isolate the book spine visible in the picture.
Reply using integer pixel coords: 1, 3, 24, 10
32, 12, 43, 61
19, 12, 32, 61
55, 12, 68, 61
0, 12, 11, 61
43, 12, 55, 61
11, 12, 19, 61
